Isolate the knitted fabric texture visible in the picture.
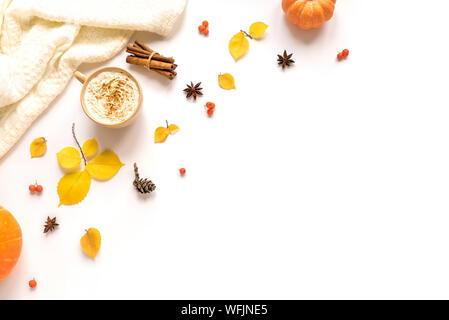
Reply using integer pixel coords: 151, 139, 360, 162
0, 0, 186, 158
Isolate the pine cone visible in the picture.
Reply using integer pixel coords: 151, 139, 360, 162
133, 163, 156, 194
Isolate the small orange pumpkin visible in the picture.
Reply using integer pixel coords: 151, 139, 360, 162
282, 0, 336, 30
0, 206, 22, 282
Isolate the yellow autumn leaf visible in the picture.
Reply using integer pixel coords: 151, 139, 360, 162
57, 146, 81, 170
168, 124, 179, 134
30, 137, 47, 158
80, 228, 101, 260
82, 139, 99, 158
249, 22, 268, 39
57, 169, 92, 207
229, 31, 249, 61
85, 150, 124, 180
154, 127, 170, 143
218, 73, 236, 90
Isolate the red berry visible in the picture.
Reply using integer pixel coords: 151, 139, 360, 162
29, 279, 37, 288
179, 168, 186, 176
202, 20, 209, 27
203, 29, 209, 36
36, 185, 43, 193
29, 184, 36, 192
198, 25, 205, 33
207, 108, 214, 117
342, 49, 349, 57
206, 102, 215, 109
337, 52, 343, 61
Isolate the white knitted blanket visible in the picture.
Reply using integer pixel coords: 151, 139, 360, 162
0, 0, 186, 158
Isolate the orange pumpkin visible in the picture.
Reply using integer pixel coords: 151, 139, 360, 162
0, 206, 22, 282
282, 0, 336, 30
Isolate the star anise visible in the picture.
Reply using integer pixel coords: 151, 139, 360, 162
44, 216, 59, 234
277, 50, 295, 69
183, 82, 203, 100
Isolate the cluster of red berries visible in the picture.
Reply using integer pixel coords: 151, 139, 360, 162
205, 101, 215, 117
198, 20, 209, 36
29, 182, 43, 193
337, 49, 349, 61
179, 168, 186, 176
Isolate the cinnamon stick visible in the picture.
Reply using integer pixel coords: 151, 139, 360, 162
126, 56, 174, 71
125, 41, 177, 80
127, 45, 150, 57
152, 69, 177, 80
126, 48, 150, 59
127, 47, 175, 64
128, 43, 175, 64
134, 40, 153, 54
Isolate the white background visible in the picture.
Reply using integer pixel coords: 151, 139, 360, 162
1, 0, 449, 299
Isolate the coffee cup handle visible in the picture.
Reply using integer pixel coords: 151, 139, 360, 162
74, 71, 87, 84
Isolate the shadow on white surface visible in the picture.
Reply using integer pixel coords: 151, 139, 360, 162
283, 16, 326, 44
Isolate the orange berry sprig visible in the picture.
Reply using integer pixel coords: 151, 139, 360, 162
29, 181, 43, 193
198, 20, 209, 36
337, 49, 349, 61
205, 101, 215, 117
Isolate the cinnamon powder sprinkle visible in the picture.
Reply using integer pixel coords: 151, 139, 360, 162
85, 71, 139, 125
